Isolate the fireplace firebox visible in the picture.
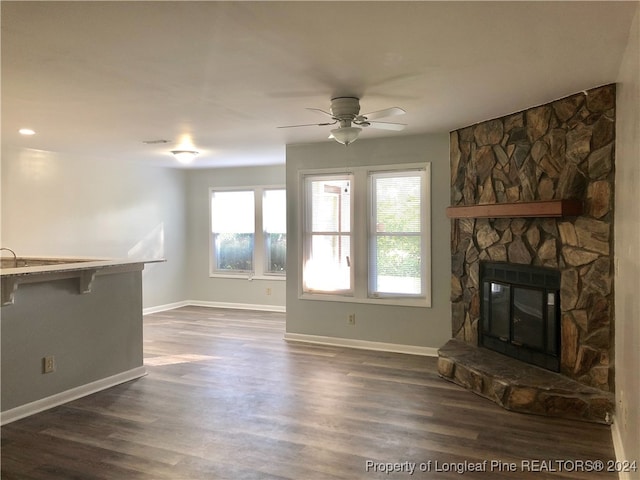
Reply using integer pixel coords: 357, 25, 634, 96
480, 262, 560, 372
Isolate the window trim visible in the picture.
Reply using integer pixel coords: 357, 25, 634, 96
209, 185, 286, 279
301, 172, 355, 295
298, 163, 431, 308
368, 168, 428, 300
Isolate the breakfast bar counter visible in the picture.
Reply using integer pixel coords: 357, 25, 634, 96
0, 256, 152, 306
1, 256, 162, 424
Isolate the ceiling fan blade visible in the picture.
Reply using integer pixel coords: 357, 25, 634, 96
361, 107, 406, 120
368, 121, 407, 131
307, 107, 335, 118
277, 121, 337, 129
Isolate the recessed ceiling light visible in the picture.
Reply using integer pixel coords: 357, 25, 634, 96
19, 128, 36, 135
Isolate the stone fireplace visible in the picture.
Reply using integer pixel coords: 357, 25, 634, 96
438, 84, 615, 423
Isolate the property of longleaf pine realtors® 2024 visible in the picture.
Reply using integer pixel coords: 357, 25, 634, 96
364, 459, 637, 475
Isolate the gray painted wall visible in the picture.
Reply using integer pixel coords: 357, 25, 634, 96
614, 3, 640, 466
285, 134, 451, 349
0, 148, 189, 309
1, 270, 143, 410
185, 165, 287, 308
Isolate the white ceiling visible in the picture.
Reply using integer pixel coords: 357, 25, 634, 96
1, 1, 636, 169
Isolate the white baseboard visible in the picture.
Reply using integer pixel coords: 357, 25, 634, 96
0, 366, 147, 426
188, 300, 286, 313
146, 300, 286, 314
611, 416, 632, 480
284, 332, 439, 357
143, 300, 190, 315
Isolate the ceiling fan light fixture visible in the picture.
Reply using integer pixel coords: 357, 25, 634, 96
171, 149, 199, 164
330, 127, 361, 146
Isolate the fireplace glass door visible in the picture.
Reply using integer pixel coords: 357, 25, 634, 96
480, 262, 560, 372
512, 286, 544, 349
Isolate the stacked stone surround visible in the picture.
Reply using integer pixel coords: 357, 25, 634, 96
446, 85, 615, 400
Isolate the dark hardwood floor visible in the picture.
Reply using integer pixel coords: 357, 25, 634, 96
1, 307, 618, 479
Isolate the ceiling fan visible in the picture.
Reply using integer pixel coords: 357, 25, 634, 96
278, 97, 406, 146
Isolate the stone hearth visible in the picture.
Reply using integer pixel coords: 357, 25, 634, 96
438, 339, 613, 423
441, 84, 615, 422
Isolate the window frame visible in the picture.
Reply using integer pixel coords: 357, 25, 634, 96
298, 163, 431, 307
209, 185, 286, 280
301, 172, 355, 295
368, 168, 427, 300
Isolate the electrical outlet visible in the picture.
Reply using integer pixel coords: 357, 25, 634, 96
43, 355, 55, 374
348, 313, 356, 325
266, 288, 272, 296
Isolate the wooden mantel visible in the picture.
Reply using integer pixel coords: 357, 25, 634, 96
446, 199, 583, 219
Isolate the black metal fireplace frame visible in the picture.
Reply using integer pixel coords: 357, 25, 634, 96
480, 261, 561, 372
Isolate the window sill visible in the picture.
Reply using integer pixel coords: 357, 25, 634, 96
299, 292, 430, 308
209, 273, 286, 281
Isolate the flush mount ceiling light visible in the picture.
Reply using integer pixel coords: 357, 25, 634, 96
19, 128, 36, 135
171, 149, 199, 164
330, 126, 362, 146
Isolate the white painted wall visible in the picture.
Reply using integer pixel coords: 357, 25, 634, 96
285, 134, 451, 350
614, 3, 640, 468
185, 165, 286, 309
0, 147, 188, 308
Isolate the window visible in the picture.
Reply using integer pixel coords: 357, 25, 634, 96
210, 187, 286, 278
301, 164, 430, 306
302, 174, 353, 293
263, 189, 287, 274
369, 171, 425, 298
211, 191, 255, 273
